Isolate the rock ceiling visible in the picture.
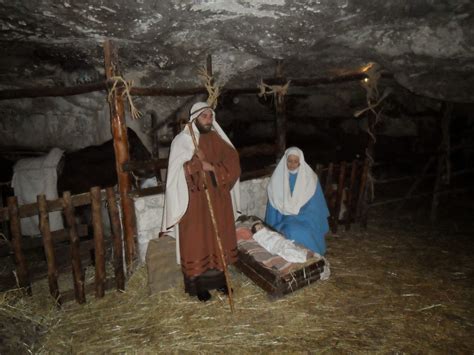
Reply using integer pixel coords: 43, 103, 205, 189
0, 0, 473, 103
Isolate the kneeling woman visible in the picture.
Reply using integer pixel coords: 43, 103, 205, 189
265, 147, 329, 255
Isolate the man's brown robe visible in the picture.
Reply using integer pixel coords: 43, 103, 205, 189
179, 130, 241, 280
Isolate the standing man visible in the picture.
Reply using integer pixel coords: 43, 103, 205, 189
161, 102, 241, 302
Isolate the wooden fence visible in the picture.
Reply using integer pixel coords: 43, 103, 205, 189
316, 159, 370, 232
0, 186, 125, 305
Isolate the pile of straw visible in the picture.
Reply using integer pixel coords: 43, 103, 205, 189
1, 200, 473, 353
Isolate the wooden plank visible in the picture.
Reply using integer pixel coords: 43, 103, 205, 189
7, 196, 31, 295
234, 259, 278, 294
62, 191, 86, 304
38, 194, 61, 306
128, 186, 165, 199
106, 187, 125, 291
91, 187, 106, 298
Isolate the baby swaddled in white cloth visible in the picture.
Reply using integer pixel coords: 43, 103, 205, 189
251, 221, 309, 263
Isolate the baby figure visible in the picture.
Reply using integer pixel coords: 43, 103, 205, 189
251, 221, 309, 263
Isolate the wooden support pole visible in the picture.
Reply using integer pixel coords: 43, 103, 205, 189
345, 160, 358, 231
356, 159, 370, 225
90, 187, 106, 298
62, 191, 85, 304
324, 163, 334, 199
333, 161, 347, 233
323, 163, 335, 231
431, 103, 452, 224
103, 40, 136, 271
7, 196, 31, 295
37, 194, 61, 305
106, 187, 125, 291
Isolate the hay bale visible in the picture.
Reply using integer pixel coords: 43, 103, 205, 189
145, 236, 181, 294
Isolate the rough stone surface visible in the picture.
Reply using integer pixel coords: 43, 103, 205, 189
0, 0, 473, 103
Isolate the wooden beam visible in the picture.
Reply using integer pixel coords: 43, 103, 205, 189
0, 72, 391, 101
0, 189, 107, 223
104, 40, 136, 271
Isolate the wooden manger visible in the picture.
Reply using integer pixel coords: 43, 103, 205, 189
235, 251, 326, 298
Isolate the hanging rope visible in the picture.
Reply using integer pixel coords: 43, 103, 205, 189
257, 79, 291, 105
107, 76, 142, 120
198, 67, 220, 110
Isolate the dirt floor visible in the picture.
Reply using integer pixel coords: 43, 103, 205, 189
1, 192, 473, 353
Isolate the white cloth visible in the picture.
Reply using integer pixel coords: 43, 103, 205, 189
161, 102, 241, 263
11, 148, 65, 236
267, 146, 318, 215
253, 226, 308, 263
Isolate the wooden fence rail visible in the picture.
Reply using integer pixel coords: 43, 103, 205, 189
2, 187, 125, 304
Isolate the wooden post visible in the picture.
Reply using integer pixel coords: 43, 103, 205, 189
431, 103, 451, 224
274, 60, 287, 160
103, 40, 136, 271
37, 194, 60, 305
62, 191, 85, 304
315, 164, 323, 177
345, 160, 358, 231
106, 187, 125, 291
91, 187, 106, 298
333, 161, 347, 233
323, 163, 335, 232
356, 159, 370, 226
324, 163, 334, 198
7, 196, 31, 295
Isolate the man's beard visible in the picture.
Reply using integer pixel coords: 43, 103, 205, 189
195, 120, 212, 133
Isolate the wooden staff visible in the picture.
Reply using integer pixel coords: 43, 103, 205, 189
187, 122, 235, 313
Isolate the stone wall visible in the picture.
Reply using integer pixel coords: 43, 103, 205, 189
134, 176, 270, 263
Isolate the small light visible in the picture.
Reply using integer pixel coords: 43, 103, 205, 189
363, 77, 369, 83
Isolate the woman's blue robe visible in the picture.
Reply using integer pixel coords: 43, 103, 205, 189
265, 173, 329, 255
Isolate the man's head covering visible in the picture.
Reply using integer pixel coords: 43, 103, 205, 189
189, 102, 215, 122
267, 146, 318, 215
